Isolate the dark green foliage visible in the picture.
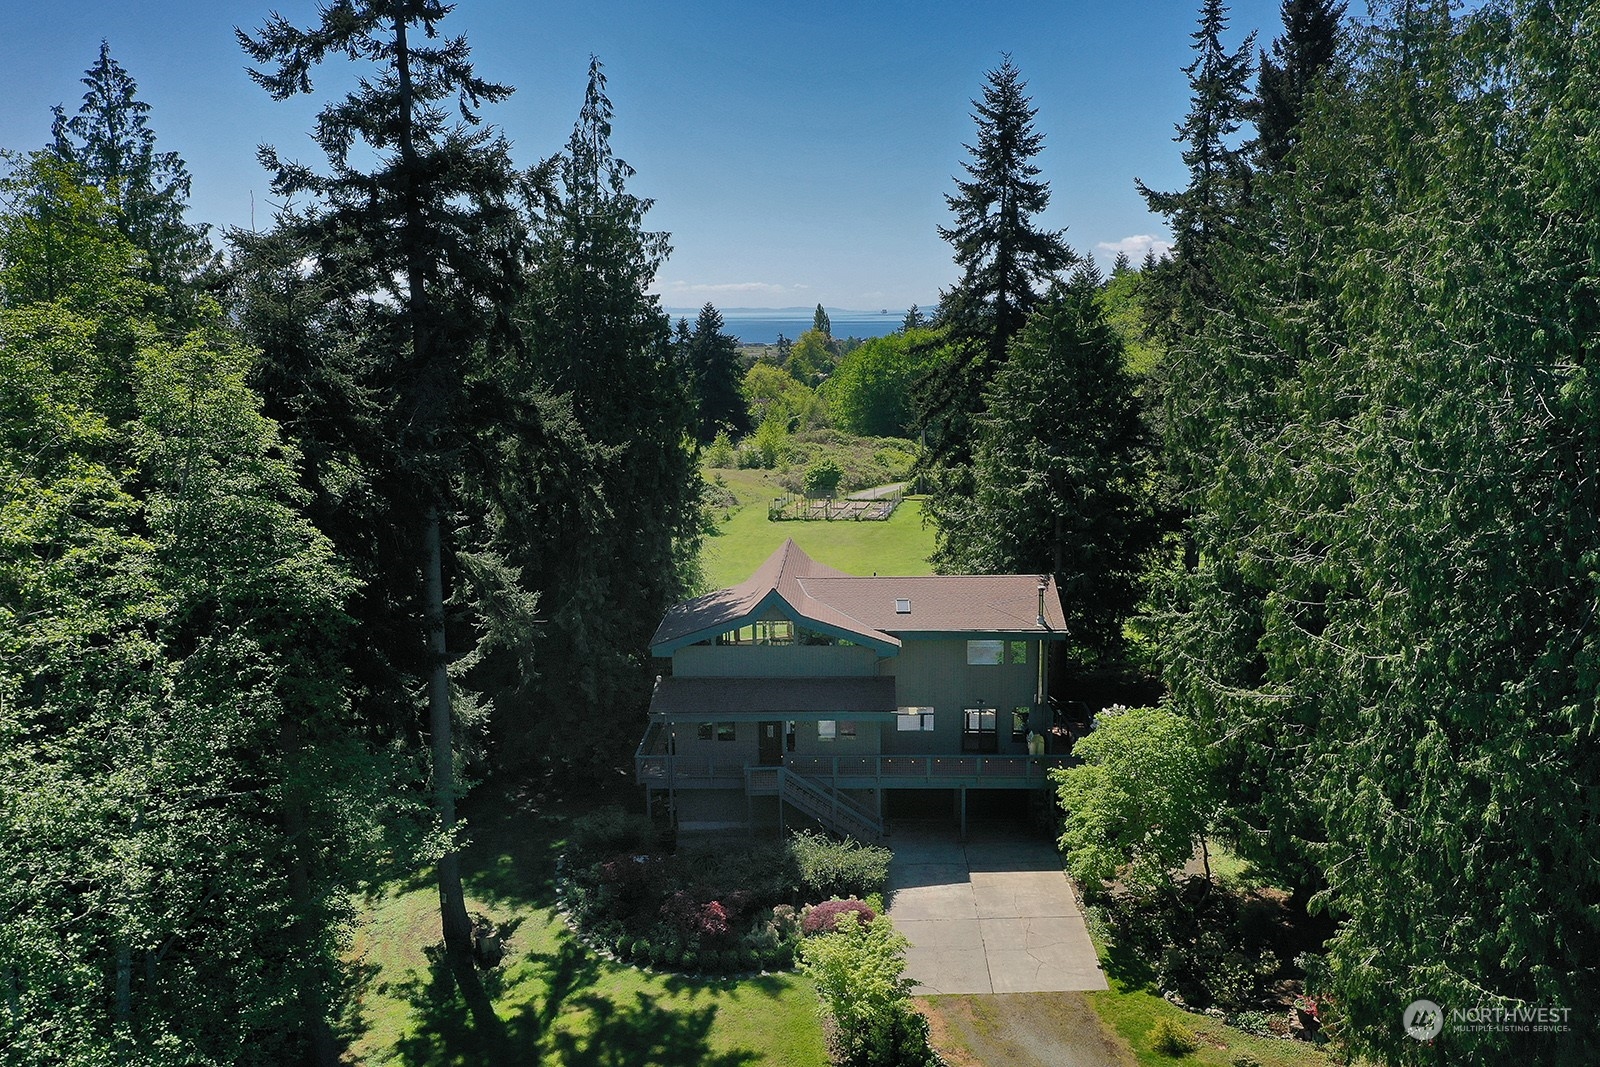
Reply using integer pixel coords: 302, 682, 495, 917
1158, 2, 1600, 1062
843, 1004, 944, 1067
803, 458, 843, 498
238, 1, 529, 1043
1252, 0, 1346, 170
497, 59, 702, 777
49, 42, 214, 314
931, 271, 1156, 666
813, 302, 832, 337
1136, 0, 1256, 330
924, 55, 1074, 467
687, 302, 750, 441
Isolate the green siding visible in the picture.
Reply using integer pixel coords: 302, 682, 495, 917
878, 638, 1040, 756
672, 644, 879, 678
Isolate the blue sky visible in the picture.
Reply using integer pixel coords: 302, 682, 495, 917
0, 0, 1288, 310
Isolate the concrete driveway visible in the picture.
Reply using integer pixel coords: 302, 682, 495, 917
886, 822, 1108, 995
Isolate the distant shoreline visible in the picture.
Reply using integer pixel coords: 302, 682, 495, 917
663, 306, 914, 346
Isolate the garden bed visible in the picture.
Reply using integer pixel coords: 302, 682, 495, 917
557, 808, 892, 977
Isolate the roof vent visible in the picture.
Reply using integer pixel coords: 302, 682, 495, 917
895, 598, 912, 614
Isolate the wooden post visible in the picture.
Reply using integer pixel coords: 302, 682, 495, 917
960, 787, 968, 841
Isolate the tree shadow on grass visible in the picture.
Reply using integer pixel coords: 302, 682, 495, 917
391, 928, 762, 1067
543, 991, 759, 1067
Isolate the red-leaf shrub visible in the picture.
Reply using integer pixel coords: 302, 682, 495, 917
660, 891, 735, 943
802, 897, 876, 935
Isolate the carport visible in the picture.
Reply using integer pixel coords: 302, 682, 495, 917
885, 821, 1108, 994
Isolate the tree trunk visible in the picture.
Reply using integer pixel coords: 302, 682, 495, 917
424, 506, 507, 1047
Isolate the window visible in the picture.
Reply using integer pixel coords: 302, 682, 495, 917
897, 707, 934, 731
838, 721, 857, 739
697, 722, 714, 741
962, 707, 998, 753
716, 722, 736, 741
817, 720, 836, 741
966, 639, 1004, 665
756, 619, 794, 645
1009, 640, 1028, 665
895, 598, 911, 614
1012, 707, 1031, 742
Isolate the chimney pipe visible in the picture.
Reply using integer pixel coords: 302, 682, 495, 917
1037, 581, 1048, 626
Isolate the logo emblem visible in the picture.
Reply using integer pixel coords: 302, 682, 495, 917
1404, 999, 1444, 1041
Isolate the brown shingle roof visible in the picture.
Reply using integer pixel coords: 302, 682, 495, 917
796, 574, 1067, 633
650, 539, 1066, 655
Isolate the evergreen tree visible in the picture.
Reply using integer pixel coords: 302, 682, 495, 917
812, 302, 831, 337
1253, 0, 1347, 170
49, 42, 213, 311
900, 303, 924, 331
503, 58, 702, 774
1111, 249, 1133, 275
932, 267, 1155, 667
688, 302, 748, 441
1161, 2, 1600, 1060
924, 56, 1074, 466
1136, 0, 1256, 328
238, 1, 527, 1040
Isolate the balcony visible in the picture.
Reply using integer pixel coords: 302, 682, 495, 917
634, 738, 1068, 792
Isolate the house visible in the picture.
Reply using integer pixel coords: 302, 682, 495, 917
634, 540, 1070, 839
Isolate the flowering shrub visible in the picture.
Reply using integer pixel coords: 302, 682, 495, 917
661, 891, 734, 944
802, 897, 877, 936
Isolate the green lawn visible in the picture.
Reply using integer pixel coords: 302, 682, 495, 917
700, 467, 936, 589
342, 794, 827, 1066
1085, 985, 1337, 1067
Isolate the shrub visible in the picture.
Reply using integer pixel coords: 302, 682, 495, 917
705, 431, 735, 468
720, 948, 741, 972
803, 457, 843, 498
1232, 1057, 1263, 1067
567, 807, 656, 861
1147, 1018, 1199, 1057
803, 898, 878, 935
789, 830, 892, 900
1227, 1010, 1274, 1037
842, 1003, 944, 1067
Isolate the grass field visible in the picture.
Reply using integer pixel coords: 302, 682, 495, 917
342, 793, 827, 1066
699, 467, 937, 589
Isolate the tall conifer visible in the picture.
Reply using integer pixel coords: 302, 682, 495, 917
239, 1, 525, 1040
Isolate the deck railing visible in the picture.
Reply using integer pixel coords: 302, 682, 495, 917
635, 750, 1067, 788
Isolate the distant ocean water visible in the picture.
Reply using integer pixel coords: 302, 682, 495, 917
664, 307, 907, 346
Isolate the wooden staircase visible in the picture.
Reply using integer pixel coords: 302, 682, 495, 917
746, 765, 884, 842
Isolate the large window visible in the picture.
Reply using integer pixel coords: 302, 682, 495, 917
697, 722, 737, 741
962, 707, 998, 753
817, 720, 835, 741
966, 640, 1004, 665
896, 707, 934, 731
1009, 640, 1028, 664
1012, 706, 1031, 742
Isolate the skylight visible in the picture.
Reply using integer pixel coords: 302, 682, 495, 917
895, 598, 911, 614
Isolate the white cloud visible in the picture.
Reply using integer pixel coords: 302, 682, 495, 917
1095, 234, 1172, 263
